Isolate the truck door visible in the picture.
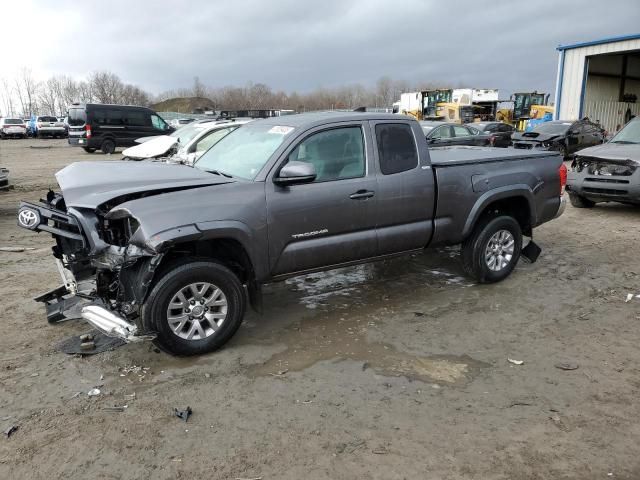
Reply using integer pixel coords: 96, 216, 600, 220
265, 123, 378, 276
370, 121, 436, 255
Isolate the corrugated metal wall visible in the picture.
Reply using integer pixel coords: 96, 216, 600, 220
557, 38, 640, 120
583, 100, 640, 133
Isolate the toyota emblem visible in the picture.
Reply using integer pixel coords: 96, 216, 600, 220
18, 209, 39, 229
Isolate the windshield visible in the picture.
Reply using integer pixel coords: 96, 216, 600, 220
532, 122, 571, 134
610, 120, 640, 144
195, 123, 293, 179
169, 123, 209, 144
4, 118, 23, 125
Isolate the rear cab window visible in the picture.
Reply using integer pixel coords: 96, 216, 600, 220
375, 123, 418, 175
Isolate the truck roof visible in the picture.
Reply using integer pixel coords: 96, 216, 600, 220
259, 111, 408, 128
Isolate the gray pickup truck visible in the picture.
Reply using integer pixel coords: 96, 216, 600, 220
17, 112, 566, 355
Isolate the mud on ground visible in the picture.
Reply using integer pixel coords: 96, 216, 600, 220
1, 139, 640, 479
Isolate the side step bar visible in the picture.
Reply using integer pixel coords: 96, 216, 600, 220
81, 305, 154, 342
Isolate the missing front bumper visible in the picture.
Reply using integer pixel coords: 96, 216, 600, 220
81, 305, 154, 342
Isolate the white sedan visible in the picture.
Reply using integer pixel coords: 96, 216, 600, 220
123, 119, 252, 164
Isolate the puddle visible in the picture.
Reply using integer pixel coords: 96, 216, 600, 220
250, 249, 487, 384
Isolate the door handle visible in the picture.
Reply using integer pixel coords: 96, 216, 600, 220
349, 190, 375, 200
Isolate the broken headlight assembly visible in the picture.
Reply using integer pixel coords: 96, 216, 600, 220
102, 209, 140, 246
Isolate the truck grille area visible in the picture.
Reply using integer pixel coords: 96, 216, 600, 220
584, 178, 630, 184
583, 187, 628, 195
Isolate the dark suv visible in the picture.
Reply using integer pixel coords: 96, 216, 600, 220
67, 103, 175, 154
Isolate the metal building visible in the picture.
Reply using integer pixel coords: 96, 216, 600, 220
554, 33, 640, 132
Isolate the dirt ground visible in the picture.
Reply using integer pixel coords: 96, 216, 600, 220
1, 138, 640, 479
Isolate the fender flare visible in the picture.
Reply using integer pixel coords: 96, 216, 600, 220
145, 220, 267, 281
462, 185, 537, 238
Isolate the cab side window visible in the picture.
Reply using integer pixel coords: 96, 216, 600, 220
453, 125, 471, 137
287, 127, 365, 182
431, 126, 452, 139
375, 123, 418, 175
126, 111, 147, 127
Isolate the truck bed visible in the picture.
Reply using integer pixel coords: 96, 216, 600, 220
429, 146, 558, 166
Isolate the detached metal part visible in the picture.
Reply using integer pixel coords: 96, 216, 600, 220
81, 305, 153, 342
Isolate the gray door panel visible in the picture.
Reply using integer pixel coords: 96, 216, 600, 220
265, 123, 378, 275
369, 120, 436, 255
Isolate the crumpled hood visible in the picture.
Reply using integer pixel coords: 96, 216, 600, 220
122, 136, 178, 159
512, 131, 562, 143
574, 142, 640, 165
56, 161, 231, 209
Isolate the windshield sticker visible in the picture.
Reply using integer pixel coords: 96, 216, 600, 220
268, 126, 294, 135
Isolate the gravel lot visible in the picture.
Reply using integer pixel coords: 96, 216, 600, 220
1, 139, 640, 479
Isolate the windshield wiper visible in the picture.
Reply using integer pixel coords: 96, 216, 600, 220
610, 140, 638, 144
205, 169, 233, 178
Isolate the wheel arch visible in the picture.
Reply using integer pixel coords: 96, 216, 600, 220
463, 186, 536, 239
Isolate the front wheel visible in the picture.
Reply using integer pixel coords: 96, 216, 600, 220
568, 192, 595, 208
142, 260, 247, 356
462, 215, 522, 283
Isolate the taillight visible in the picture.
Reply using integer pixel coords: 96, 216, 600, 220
559, 163, 567, 195
85, 125, 92, 138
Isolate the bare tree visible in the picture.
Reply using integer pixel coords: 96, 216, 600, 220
39, 77, 60, 115
15, 68, 39, 116
0, 77, 15, 116
192, 76, 206, 98
375, 76, 393, 107
90, 71, 123, 104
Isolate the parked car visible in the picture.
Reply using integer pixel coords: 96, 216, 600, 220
468, 121, 515, 147
122, 119, 252, 164
58, 117, 69, 137
0, 167, 9, 190
32, 116, 66, 138
512, 119, 605, 158
17, 112, 566, 355
169, 118, 196, 129
23, 118, 33, 136
67, 103, 175, 154
420, 121, 491, 147
566, 117, 640, 208
0, 118, 27, 139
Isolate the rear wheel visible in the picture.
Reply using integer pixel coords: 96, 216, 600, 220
101, 139, 116, 154
142, 260, 247, 356
568, 192, 595, 208
462, 215, 522, 283
83, 147, 96, 153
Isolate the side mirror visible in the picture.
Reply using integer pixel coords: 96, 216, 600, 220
428, 137, 437, 144
185, 152, 197, 164
274, 161, 316, 186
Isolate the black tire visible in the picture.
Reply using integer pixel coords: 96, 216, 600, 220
142, 260, 246, 356
568, 192, 595, 208
461, 215, 522, 284
101, 139, 116, 154
83, 147, 96, 153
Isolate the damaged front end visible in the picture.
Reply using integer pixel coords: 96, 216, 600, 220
17, 190, 164, 342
